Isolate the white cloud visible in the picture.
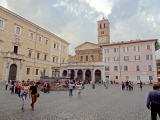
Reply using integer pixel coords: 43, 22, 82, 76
82, 0, 116, 17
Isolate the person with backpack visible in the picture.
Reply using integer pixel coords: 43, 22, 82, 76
20, 82, 30, 111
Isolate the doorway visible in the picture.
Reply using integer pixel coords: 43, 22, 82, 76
8, 64, 17, 80
106, 76, 109, 84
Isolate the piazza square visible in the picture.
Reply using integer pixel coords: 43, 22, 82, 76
0, 83, 155, 120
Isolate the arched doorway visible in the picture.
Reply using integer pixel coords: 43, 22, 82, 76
95, 69, 101, 83
77, 70, 82, 80
85, 69, 91, 82
62, 70, 67, 77
8, 64, 17, 80
70, 70, 75, 79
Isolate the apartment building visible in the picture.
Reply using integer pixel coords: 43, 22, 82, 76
0, 6, 69, 81
101, 39, 158, 84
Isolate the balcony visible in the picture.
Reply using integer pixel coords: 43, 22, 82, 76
61, 62, 104, 67
1, 51, 26, 60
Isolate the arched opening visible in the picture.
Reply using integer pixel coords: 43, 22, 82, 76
158, 71, 160, 74
77, 70, 82, 80
100, 24, 102, 28
95, 69, 101, 83
70, 70, 75, 79
62, 70, 67, 77
85, 70, 91, 82
8, 64, 17, 80
157, 63, 160, 66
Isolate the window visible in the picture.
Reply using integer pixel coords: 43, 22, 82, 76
62, 59, 65, 63
114, 57, 119, 61
45, 39, 48, 45
100, 24, 102, 28
91, 55, 94, 61
105, 66, 110, 71
15, 26, 21, 35
137, 76, 140, 80
148, 65, 152, 71
134, 46, 139, 51
147, 45, 150, 50
146, 55, 152, 60
0, 20, 4, 29
115, 76, 118, 79
38, 36, 42, 43
124, 47, 128, 52
28, 50, 32, 57
114, 66, 118, 71
81, 56, 83, 61
105, 57, 109, 62
136, 65, 140, 71
135, 55, 140, 60
30, 32, 34, 40
57, 44, 59, 50
53, 43, 56, 48
104, 23, 105, 28
86, 56, 88, 61
114, 48, 118, 53
53, 57, 55, 62
44, 54, 47, 61
13, 46, 18, 54
126, 76, 129, 80
37, 53, 40, 59
124, 66, 128, 71
105, 49, 109, 53
35, 69, 38, 75
124, 56, 129, 61
149, 76, 153, 80
26, 68, 30, 75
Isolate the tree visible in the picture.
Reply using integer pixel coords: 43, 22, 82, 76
155, 42, 160, 51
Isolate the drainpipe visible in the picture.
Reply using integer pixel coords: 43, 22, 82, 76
118, 44, 121, 77
32, 27, 38, 80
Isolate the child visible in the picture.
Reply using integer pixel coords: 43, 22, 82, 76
76, 83, 83, 95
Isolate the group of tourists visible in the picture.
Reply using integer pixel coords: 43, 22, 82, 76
5, 80, 39, 111
122, 80, 134, 90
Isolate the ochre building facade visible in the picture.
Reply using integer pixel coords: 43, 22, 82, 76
0, 6, 69, 81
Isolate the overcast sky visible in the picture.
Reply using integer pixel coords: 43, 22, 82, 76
1, 0, 160, 58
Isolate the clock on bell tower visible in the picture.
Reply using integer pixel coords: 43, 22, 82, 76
97, 18, 110, 45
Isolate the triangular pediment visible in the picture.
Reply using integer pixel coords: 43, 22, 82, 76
75, 42, 98, 50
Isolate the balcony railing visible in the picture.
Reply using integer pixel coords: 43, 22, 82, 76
61, 62, 104, 67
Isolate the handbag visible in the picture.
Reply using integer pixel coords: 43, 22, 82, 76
37, 93, 40, 98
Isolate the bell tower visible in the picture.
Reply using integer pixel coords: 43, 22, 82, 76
97, 18, 110, 45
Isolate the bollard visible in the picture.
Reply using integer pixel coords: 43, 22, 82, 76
92, 84, 95, 89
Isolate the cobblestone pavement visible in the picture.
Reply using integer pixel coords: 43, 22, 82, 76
0, 82, 157, 120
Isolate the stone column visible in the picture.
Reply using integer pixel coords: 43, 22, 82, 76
68, 69, 71, 78
82, 69, 86, 80
74, 69, 77, 79
91, 69, 95, 83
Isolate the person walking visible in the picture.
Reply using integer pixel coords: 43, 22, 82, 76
122, 81, 125, 90
126, 80, 129, 90
146, 83, 160, 120
29, 81, 39, 110
76, 83, 83, 95
68, 81, 74, 96
5, 81, 8, 90
21, 82, 30, 111
140, 80, 143, 90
